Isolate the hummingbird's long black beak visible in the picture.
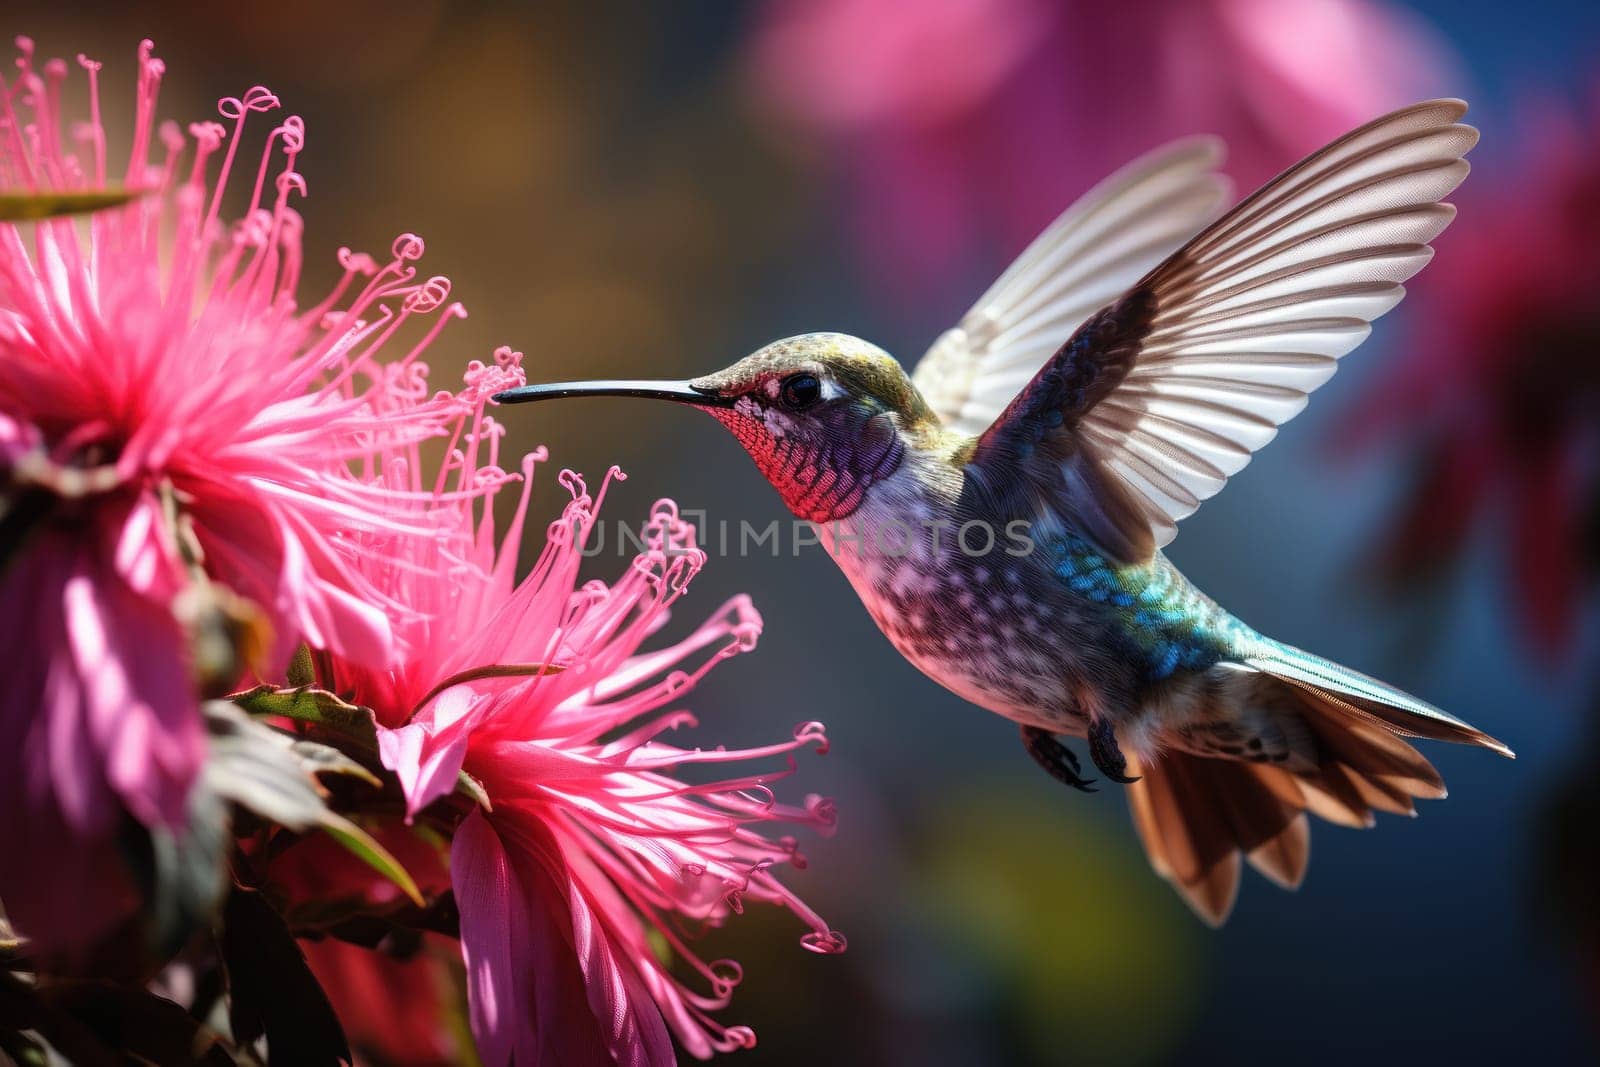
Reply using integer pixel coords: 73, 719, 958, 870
492, 379, 731, 408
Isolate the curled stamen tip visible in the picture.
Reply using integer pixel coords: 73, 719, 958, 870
392, 232, 425, 261
337, 246, 379, 275
241, 85, 281, 112
806, 793, 837, 828
726, 1027, 758, 1051
278, 114, 306, 150
792, 721, 829, 753
709, 958, 744, 996
730, 622, 761, 652
76, 54, 102, 71
403, 275, 452, 313
800, 930, 848, 955
557, 468, 589, 503
666, 557, 703, 594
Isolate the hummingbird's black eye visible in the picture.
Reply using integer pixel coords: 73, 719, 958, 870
779, 373, 822, 410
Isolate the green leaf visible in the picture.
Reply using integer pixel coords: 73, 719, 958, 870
288, 739, 382, 788
230, 685, 378, 747
219, 889, 349, 1067
202, 702, 329, 831
286, 643, 316, 688
315, 812, 426, 909
202, 703, 423, 905
0, 188, 141, 221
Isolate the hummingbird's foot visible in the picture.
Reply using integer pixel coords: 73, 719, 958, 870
1020, 725, 1097, 793
1088, 717, 1140, 784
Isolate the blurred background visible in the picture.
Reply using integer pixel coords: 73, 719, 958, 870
10, 1, 1599, 1063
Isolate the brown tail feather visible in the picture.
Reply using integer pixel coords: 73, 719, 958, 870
1247, 647, 1514, 758
1126, 750, 1306, 925
1125, 672, 1489, 925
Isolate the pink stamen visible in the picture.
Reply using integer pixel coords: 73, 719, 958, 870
74, 54, 105, 185
202, 85, 279, 241
124, 40, 163, 181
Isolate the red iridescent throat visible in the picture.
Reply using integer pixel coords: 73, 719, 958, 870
707, 407, 904, 523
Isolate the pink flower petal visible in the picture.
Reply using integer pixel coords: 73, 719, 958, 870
452, 811, 520, 1067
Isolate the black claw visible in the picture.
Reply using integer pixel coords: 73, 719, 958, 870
1021, 726, 1097, 793
1088, 717, 1140, 784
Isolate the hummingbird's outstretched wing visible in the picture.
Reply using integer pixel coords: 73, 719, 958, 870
911, 138, 1233, 436
969, 99, 1476, 563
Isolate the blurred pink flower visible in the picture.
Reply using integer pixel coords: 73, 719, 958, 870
301, 935, 462, 1067
324, 358, 843, 1064
746, 0, 1458, 308
0, 438, 191, 953
0, 39, 464, 954
1337, 88, 1600, 657
264, 815, 458, 1064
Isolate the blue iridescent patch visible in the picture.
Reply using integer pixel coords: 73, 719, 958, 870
1048, 534, 1234, 680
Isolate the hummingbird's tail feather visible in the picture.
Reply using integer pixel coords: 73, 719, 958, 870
1127, 648, 1511, 925
1244, 643, 1514, 758
1125, 749, 1309, 926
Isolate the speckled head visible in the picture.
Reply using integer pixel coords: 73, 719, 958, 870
493, 333, 933, 522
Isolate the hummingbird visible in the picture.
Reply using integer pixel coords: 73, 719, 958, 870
496, 99, 1513, 925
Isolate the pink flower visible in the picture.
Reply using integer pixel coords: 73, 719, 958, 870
0, 39, 464, 954
322, 358, 843, 1063
300, 936, 462, 1067
1336, 86, 1600, 657
745, 0, 1457, 309
0, 433, 192, 951
263, 822, 459, 1064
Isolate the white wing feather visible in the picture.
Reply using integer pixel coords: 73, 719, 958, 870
1075, 99, 1476, 554
912, 138, 1233, 435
